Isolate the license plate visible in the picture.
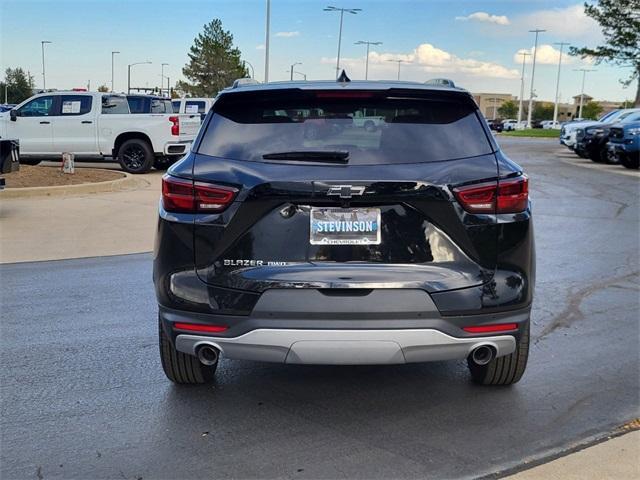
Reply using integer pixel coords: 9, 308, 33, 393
310, 207, 381, 245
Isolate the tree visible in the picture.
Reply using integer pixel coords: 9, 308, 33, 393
497, 100, 518, 119
532, 102, 554, 121
0, 68, 34, 104
97, 85, 109, 92
569, 0, 640, 107
179, 19, 248, 97
581, 101, 604, 120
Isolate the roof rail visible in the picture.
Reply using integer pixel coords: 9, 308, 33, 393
424, 78, 456, 88
232, 78, 260, 88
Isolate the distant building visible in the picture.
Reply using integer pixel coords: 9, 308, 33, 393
472, 93, 517, 119
572, 94, 622, 117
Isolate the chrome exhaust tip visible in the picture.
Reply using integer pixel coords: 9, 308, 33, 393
197, 345, 219, 366
471, 345, 495, 366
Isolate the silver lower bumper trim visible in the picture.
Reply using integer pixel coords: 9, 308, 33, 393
175, 329, 516, 365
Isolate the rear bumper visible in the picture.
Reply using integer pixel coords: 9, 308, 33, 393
163, 141, 192, 156
174, 328, 516, 365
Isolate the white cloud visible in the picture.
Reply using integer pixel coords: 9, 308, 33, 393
256, 44, 266, 50
275, 31, 300, 38
455, 12, 510, 26
322, 43, 519, 80
513, 44, 573, 65
512, 4, 600, 39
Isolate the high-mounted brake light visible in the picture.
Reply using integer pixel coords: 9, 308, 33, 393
453, 175, 528, 214
315, 91, 376, 99
463, 323, 518, 333
173, 322, 228, 333
169, 116, 180, 136
161, 175, 238, 213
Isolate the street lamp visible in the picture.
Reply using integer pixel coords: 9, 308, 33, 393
127, 61, 151, 94
355, 40, 382, 80
527, 29, 546, 128
324, 6, 362, 79
574, 68, 596, 119
552, 42, 570, 125
289, 62, 302, 81
264, 0, 271, 82
161, 63, 169, 96
111, 51, 120, 92
387, 59, 409, 80
41, 41, 52, 90
294, 71, 307, 81
517, 51, 530, 126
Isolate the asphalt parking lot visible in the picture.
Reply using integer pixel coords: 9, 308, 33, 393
1, 137, 638, 479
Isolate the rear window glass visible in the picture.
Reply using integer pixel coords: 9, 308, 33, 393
127, 96, 173, 114
197, 90, 492, 164
59, 95, 92, 115
186, 101, 206, 114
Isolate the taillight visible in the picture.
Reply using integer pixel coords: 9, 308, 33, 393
161, 175, 237, 213
463, 323, 518, 333
173, 322, 228, 333
453, 175, 528, 214
169, 116, 180, 136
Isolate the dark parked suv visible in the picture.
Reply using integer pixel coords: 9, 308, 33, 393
153, 77, 535, 386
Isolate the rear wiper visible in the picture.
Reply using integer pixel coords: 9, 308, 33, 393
262, 151, 349, 164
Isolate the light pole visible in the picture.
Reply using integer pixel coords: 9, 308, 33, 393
294, 71, 307, 80
264, 0, 271, 82
324, 6, 362, 79
243, 60, 255, 79
41, 41, 52, 90
355, 40, 382, 80
527, 29, 545, 128
289, 62, 302, 81
387, 59, 409, 80
161, 63, 169, 96
111, 51, 120, 92
127, 61, 151, 94
552, 42, 570, 125
574, 68, 596, 118
517, 51, 530, 126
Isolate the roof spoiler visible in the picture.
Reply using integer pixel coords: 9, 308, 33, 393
424, 78, 456, 88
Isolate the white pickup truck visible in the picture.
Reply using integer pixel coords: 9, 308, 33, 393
0, 91, 200, 173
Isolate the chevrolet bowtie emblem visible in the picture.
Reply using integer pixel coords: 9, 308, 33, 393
327, 185, 366, 199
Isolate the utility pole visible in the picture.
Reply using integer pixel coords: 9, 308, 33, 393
387, 59, 409, 80
517, 51, 530, 126
574, 68, 596, 118
552, 42, 570, 125
111, 51, 120, 92
41, 41, 52, 90
527, 29, 545, 128
161, 63, 169, 96
289, 62, 302, 81
355, 40, 382, 80
324, 6, 362, 79
264, 0, 270, 82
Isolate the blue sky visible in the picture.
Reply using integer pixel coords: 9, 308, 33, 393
1, 0, 636, 102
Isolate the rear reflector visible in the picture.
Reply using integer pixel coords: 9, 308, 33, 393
463, 323, 518, 333
173, 322, 228, 333
453, 175, 528, 214
162, 175, 238, 213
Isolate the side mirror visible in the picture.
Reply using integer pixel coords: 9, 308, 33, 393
9, 109, 18, 121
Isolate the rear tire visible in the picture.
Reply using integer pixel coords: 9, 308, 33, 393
20, 158, 42, 166
468, 323, 529, 386
153, 156, 175, 171
158, 318, 217, 384
118, 139, 154, 174
620, 153, 639, 170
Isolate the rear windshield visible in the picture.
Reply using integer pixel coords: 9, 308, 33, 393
197, 90, 492, 164
127, 96, 173, 114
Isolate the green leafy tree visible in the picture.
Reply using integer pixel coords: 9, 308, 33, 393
569, 0, 640, 106
581, 101, 604, 120
178, 19, 248, 97
532, 102, 554, 121
97, 84, 109, 92
497, 100, 518, 119
0, 68, 34, 104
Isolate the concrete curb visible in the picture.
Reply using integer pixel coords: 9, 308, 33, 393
0, 171, 150, 198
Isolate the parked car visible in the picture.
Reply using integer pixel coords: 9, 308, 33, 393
541, 120, 561, 130
487, 119, 503, 132
0, 91, 200, 173
154, 78, 534, 386
560, 110, 629, 149
606, 121, 640, 169
502, 119, 518, 131
172, 97, 214, 121
0, 104, 16, 113
575, 110, 640, 162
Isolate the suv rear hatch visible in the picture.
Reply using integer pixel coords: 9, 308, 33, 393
190, 87, 499, 293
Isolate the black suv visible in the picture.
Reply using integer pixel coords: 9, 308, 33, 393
153, 78, 534, 386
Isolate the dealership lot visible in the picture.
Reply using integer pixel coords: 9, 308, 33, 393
1, 137, 638, 478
